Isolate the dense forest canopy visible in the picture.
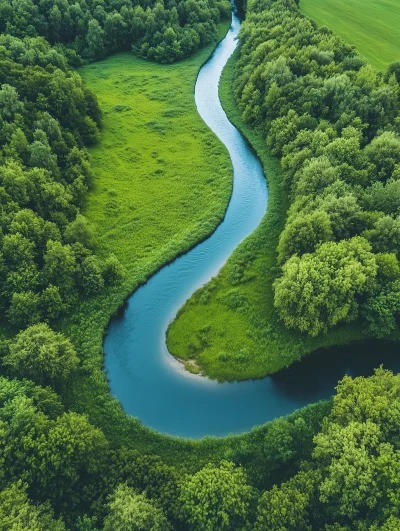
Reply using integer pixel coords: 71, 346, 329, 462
0, 34, 125, 331
1, 0, 400, 529
234, 0, 400, 338
0, 0, 230, 63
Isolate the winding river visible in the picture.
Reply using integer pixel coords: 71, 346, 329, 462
104, 10, 400, 439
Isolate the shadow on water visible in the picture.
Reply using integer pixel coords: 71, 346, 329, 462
104, 9, 400, 439
272, 340, 400, 400
113, 299, 129, 321
232, 1, 245, 21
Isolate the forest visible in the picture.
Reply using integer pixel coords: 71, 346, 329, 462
1, 0, 400, 529
0, 0, 229, 62
235, 0, 400, 338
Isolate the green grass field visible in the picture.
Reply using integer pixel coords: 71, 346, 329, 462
81, 43, 231, 273
300, 0, 400, 71
166, 50, 366, 381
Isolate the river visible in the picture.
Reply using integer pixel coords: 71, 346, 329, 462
104, 10, 400, 439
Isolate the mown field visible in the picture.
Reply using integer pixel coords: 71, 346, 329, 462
167, 50, 366, 381
299, 0, 400, 71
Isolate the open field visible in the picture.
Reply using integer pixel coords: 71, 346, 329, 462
167, 50, 367, 381
300, 0, 400, 71
81, 36, 231, 272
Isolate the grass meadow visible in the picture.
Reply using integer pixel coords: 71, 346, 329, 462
166, 50, 367, 381
81, 33, 231, 273
299, 0, 400, 71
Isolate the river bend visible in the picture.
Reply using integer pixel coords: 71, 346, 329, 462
104, 12, 400, 438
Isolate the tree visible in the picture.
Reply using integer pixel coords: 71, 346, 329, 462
385, 61, 400, 84
76, 516, 100, 531
263, 417, 310, 469
274, 237, 377, 335
77, 256, 104, 295
370, 516, 400, 530
0, 482, 66, 531
103, 484, 171, 531
0, 84, 23, 120
179, 461, 255, 531
365, 215, 400, 255
0, 387, 108, 514
7, 291, 41, 328
329, 368, 400, 439
5, 128, 30, 164
40, 285, 63, 321
42, 240, 76, 295
313, 420, 400, 520
43, 412, 108, 500
2, 233, 35, 269
35, 113, 62, 143
315, 191, 362, 240
365, 132, 400, 181
103, 448, 181, 519
3, 323, 79, 385
294, 156, 339, 196
103, 253, 125, 285
0, 161, 30, 206
64, 214, 94, 248
364, 179, 400, 216
277, 210, 333, 264
29, 134, 59, 177
81, 116, 100, 145
362, 280, 400, 336
86, 19, 104, 59
255, 479, 311, 531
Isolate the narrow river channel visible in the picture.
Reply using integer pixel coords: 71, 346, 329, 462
104, 9, 400, 438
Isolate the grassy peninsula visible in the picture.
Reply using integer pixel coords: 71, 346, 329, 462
167, 0, 400, 382
166, 51, 366, 381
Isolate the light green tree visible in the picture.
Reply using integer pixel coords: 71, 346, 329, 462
64, 214, 94, 248
278, 210, 333, 263
314, 421, 380, 511
103, 484, 171, 531
0, 84, 23, 120
179, 461, 255, 531
0, 482, 65, 531
7, 291, 41, 328
274, 237, 377, 335
86, 19, 105, 59
330, 368, 400, 438
4, 323, 79, 385
255, 477, 311, 531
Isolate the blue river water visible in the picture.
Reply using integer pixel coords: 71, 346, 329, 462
104, 11, 400, 439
